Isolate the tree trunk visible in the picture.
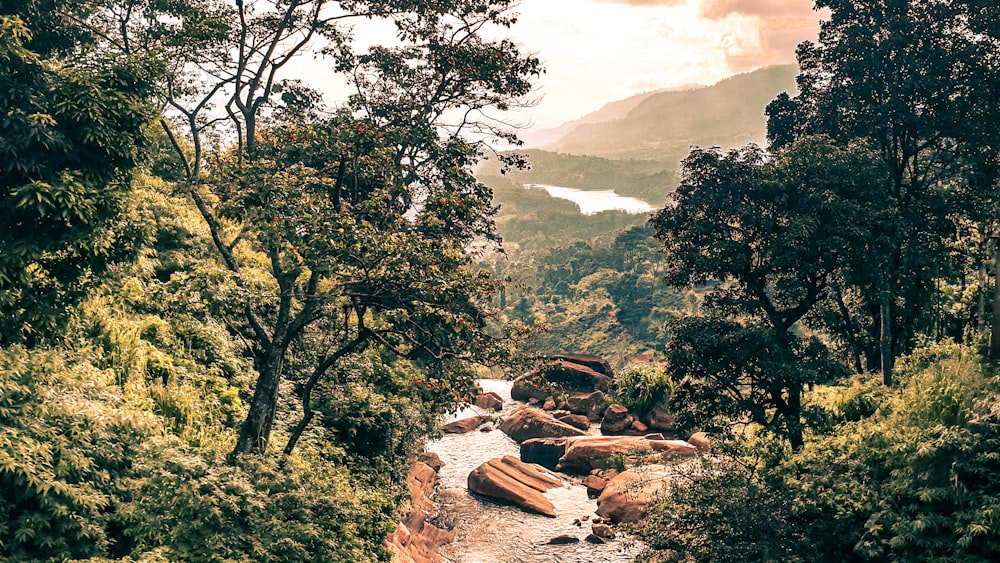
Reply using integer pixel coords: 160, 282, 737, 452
991, 244, 1000, 360
787, 384, 804, 452
232, 352, 284, 458
880, 289, 894, 386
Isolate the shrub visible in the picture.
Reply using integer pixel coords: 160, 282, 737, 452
613, 363, 673, 417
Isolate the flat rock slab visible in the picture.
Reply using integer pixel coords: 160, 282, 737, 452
442, 415, 491, 434
467, 455, 564, 517
557, 436, 697, 474
499, 406, 588, 442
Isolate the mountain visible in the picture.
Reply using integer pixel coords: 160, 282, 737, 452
539, 65, 798, 161
520, 89, 668, 148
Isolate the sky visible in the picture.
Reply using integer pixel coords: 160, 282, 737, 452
291, 0, 825, 131
500, 0, 824, 128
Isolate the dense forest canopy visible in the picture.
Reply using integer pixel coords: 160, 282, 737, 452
4, 0, 1000, 561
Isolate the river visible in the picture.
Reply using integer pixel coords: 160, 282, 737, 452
523, 184, 654, 215
425, 380, 643, 563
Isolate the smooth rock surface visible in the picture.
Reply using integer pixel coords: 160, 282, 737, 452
595, 468, 671, 524
499, 406, 588, 443
467, 455, 564, 517
442, 415, 491, 434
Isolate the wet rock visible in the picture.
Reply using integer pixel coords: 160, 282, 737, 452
546, 535, 580, 545
499, 406, 588, 443
566, 391, 609, 422
600, 404, 634, 434
556, 412, 592, 431
592, 523, 615, 539
442, 415, 490, 434
550, 354, 614, 377
467, 455, 563, 517
519, 437, 568, 471
596, 468, 671, 524
583, 475, 607, 498
474, 391, 504, 411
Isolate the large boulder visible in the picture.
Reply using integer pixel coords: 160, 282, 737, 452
556, 412, 592, 431
520, 437, 569, 471
550, 354, 614, 377
474, 391, 504, 411
556, 436, 698, 474
566, 391, 609, 421
467, 456, 563, 517
600, 404, 634, 435
556, 435, 649, 474
441, 415, 490, 434
595, 468, 671, 524
499, 406, 588, 443
644, 407, 677, 433
511, 360, 613, 401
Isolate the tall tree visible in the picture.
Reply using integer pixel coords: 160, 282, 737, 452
80, 0, 541, 457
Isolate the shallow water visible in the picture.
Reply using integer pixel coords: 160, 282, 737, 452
425, 380, 642, 563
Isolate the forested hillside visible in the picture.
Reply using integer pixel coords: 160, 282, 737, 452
0, 1, 540, 560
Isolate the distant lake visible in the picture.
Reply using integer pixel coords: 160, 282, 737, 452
524, 183, 654, 215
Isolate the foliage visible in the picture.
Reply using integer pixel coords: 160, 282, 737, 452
613, 363, 673, 417
0, 15, 153, 345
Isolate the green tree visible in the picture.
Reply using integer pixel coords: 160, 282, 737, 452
0, 14, 152, 345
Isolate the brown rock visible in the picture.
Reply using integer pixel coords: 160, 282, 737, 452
511, 360, 613, 401
645, 407, 677, 432
542, 396, 557, 410
467, 456, 563, 517
567, 391, 609, 422
556, 435, 650, 474
550, 354, 614, 377
442, 415, 490, 434
687, 431, 711, 452
592, 523, 615, 539
648, 439, 698, 458
556, 412, 592, 431
583, 475, 607, 498
417, 451, 444, 472
499, 406, 588, 443
474, 391, 504, 411
596, 470, 669, 524
600, 404, 634, 435
585, 534, 607, 544
546, 535, 580, 545
519, 437, 568, 471
386, 457, 453, 563
630, 420, 649, 434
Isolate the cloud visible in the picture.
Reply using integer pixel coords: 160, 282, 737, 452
594, 0, 687, 5
700, 0, 819, 20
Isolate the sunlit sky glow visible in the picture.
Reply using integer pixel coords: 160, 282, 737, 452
290, 0, 824, 130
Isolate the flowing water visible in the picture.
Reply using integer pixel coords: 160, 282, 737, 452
425, 380, 643, 563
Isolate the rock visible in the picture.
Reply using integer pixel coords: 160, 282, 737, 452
512, 361, 613, 401
417, 451, 444, 472
687, 431, 711, 452
596, 468, 671, 524
542, 396, 557, 410
546, 535, 580, 545
499, 406, 588, 443
480, 423, 494, 432
584, 534, 607, 544
645, 407, 677, 433
442, 415, 490, 434
648, 439, 698, 458
556, 435, 649, 474
556, 412, 592, 431
583, 475, 607, 498
630, 420, 649, 434
600, 404, 634, 434
386, 457, 454, 563
467, 456, 563, 517
550, 354, 614, 377
566, 391, 609, 422
474, 391, 504, 411
520, 437, 569, 471
527, 397, 541, 406
592, 523, 615, 539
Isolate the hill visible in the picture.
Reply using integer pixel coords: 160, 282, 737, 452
541, 65, 798, 161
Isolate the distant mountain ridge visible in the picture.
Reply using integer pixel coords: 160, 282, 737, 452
532, 65, 798, 162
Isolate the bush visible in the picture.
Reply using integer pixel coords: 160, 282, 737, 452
613, 363, 673, 417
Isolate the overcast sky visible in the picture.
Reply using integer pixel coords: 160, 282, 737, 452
503, 0, 824, 128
